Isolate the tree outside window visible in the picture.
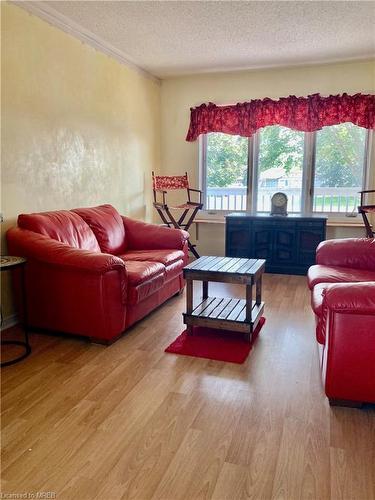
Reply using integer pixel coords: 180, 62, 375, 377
203, 123, 368, 214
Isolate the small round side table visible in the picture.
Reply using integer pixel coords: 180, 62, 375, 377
1, 256, 31, 367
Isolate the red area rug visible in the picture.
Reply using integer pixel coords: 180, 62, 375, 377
165, 317, 265, 364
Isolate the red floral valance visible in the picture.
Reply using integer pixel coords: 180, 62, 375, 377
186, 93, 375, 141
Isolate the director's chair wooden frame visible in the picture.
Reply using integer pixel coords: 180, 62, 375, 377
358, 189, 375, 238
152, 172, 203, 258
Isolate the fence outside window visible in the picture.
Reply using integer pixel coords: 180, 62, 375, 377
206, 186, 361, 214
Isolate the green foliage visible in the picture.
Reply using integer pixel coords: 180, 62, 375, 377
206, 124, 366, 189
206, 133, 248, 187
315, 123, 365, 187
258, 126, 304, 174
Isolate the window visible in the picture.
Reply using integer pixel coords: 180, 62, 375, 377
314, 123, 367, 213
257, 126, 304, 213
200, 123, 370, 217
205, 133, 248, 210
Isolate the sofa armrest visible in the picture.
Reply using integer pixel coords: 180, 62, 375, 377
7, 227, 127, 341
122, 216, 189, 250
322, 282, 375, 403
324, 282, 375, 315
7, 227, 126, 275
316, 238, 375, 271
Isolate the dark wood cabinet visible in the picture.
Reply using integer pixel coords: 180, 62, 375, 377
225, 213, 326, 275
226, 220, 251, 258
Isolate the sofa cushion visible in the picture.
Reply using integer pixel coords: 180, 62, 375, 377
122, 260, 166, 304
165, 259, 185, 281
307, 265, 375, 290
120, 249, 184, 266
122, 216, 189, 251
124, 260, 165, 286
316, 238, 375, 271
18, 210, 100, 252
72, 204, 126, 255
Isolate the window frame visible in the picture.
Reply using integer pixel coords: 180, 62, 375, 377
199, 127, 372, 220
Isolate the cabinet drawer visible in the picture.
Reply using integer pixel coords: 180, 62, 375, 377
226, 219, 250, 226
253, 221, 296, 230
296, 221, 324, 228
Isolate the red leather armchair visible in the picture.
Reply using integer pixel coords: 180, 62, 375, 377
307, 238, 375, 406
7, 205, 189, 343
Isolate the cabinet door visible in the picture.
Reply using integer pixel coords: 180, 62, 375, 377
273, 224, 296, 264
252, 222, 273, 261
226, 221, 251, 257
297, 222, 325, 266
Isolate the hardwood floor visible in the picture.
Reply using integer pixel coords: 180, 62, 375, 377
1, 274, 374, 500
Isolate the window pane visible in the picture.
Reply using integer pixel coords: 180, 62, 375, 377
206, 133, 248, 210
257, 126, 304, 212
313, 123, 366, 213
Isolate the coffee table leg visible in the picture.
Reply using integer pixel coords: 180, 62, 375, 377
256, 275, 262, 305
246, 284, 253, 322
186, 278, 193, 335
202, 281, 208, 300
245, 284, 254, 343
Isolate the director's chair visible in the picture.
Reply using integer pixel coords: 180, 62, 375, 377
152, 172, 203, 258
358, 189, 375, 238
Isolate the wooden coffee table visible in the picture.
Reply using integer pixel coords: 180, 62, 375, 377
183, 256, 265, 342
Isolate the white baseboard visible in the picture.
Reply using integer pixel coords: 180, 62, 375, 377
1, 314, 19, 331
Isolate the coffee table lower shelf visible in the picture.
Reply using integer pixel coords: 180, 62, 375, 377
183, 296, 264, 340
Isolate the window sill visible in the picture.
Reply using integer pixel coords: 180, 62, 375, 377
326, 221, 366, 228
194, 218, 367, 228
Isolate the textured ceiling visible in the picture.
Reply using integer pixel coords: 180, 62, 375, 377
23, 1, 375, 78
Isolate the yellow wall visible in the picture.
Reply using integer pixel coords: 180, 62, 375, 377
160, 60, 375, 254
1, 3, 161, 319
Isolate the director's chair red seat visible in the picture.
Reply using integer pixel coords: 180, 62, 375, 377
358, 189, 375, 238
152, 172, 203, 258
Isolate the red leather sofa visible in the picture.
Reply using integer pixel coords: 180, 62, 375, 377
7, 204, 189, 343
307, 238, 375, 406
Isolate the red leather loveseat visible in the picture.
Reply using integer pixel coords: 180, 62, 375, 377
307, 238, 375, 406
7, 204, 189, 343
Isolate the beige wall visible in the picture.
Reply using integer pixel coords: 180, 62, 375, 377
160, 60, 375, 253
1, 3, 161, 319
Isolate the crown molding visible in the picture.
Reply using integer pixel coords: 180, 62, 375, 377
162, 55, 375, 79
12, 1, 160, 84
